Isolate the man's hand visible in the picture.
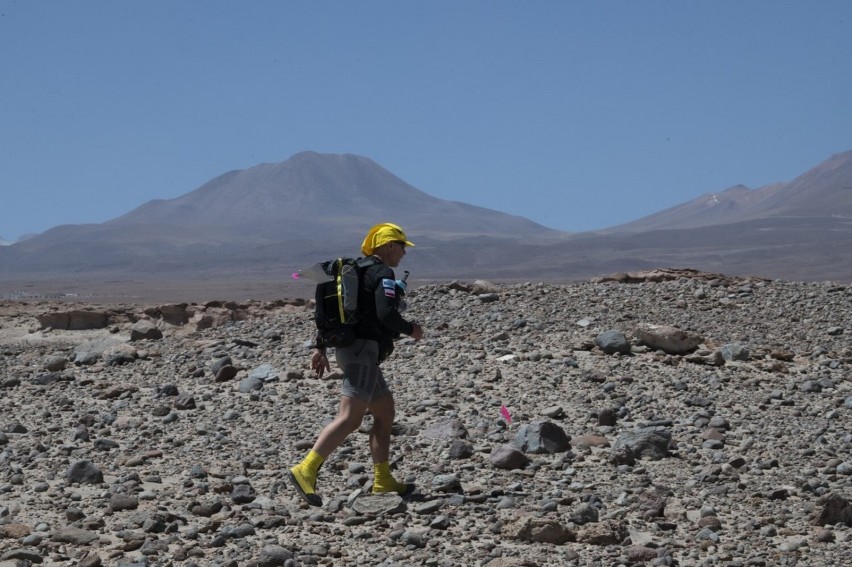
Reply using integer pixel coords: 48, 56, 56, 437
311, 349, 330, 378
410, 322, 424, 341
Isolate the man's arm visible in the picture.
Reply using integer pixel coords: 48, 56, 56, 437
373, 274, 416, 336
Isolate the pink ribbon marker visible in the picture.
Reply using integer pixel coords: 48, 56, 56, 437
500, 404, 512, 424
291, 272, 300, 279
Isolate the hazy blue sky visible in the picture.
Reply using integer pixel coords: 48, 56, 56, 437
3, 1, 851, 242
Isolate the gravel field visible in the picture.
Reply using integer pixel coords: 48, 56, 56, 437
0, 269, 850, 567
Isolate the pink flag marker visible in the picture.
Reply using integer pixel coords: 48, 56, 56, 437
500, 404, 512, 423
291, 272, 300, 279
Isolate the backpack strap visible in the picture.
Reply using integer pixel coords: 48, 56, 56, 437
356, 256, 379, 269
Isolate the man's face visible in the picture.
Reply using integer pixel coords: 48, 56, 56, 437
387, 241, 407, 267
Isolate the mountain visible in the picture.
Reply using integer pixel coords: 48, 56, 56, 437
604, 150, 852, 232
110, 151, 563, 241
0, 236, 9, 247
568, 150, 852, 282
0, 152, 567, 280
2, 150, 852, 290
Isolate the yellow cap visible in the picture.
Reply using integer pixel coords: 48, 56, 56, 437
361, 223, 415, 256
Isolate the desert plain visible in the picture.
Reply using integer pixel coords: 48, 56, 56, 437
0, 269, 850, 566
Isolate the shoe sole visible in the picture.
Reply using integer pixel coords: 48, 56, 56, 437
288, 470, 322, 507
373, 483, 416, 497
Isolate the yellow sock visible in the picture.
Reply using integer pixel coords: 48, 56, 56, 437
301, 450, 325, 477
292, 450, 324, 492
289, 450, 325, 507
372, 461, 408, 494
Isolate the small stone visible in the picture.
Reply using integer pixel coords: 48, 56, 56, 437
51, 527, 99, 544
239, 376, 264, 393
257, 544, 294, 566
130, 319, 163, 341
109, 493, 139, 511
489, 444, 530, 470
45, 355, 67, 371
215, 365, 238, 382
0, 523, 31, 538
595, 329, 631, 355
231, 483, 256, 504
431, 474, 463, 493
174, 393, 196, 410
597, 408, 617, 426
66, 460, 104, 484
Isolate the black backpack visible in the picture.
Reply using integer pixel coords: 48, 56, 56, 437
314, 257, 377, 348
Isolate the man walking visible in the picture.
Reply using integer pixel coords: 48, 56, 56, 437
289, 222, 424, 506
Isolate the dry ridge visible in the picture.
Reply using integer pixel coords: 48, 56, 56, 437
0, 269, 850, 567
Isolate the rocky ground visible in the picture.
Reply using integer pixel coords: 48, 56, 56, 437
0, 269, 850, 567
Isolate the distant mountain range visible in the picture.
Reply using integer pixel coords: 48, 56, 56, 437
2, 150, 852, 284
604, 150, 852, 233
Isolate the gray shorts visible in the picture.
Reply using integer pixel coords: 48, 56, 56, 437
335, 339, 390, 402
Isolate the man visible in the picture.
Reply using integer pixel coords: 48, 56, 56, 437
289, 222, 424, 507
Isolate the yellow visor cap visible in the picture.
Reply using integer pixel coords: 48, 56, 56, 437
361, 223, 415, 256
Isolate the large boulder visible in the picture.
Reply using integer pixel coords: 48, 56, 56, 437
811, 493, 852, 526
632, 324, 703, 354
130, 320, 163, 341
37, 310, 109, 330
595, 329, 631, 355
613, 427, 672, 460
503, 516, 575, 544
66, 460, 104, 484
513, 421, 571, 454
489, 444, 530, 470
144, 303, 190, 325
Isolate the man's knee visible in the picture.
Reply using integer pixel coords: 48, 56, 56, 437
339, 406, 364, 424
337, 401, 368, 429
371, 413, 394, 432
369, 406, 395, 431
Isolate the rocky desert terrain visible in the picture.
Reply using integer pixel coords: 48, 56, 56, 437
0, 269, 850, 567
